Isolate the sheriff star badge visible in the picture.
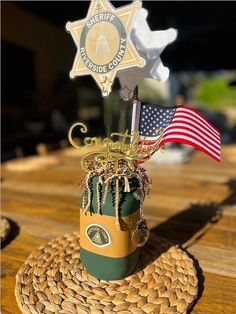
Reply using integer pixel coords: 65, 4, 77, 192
66, 0, 145, 96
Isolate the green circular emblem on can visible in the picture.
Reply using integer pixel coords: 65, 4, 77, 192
86, 224, 111, 247
80, 12, 127, 74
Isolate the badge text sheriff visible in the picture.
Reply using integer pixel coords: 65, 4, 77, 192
80, 13, 127, 73
86, 12, 115, 28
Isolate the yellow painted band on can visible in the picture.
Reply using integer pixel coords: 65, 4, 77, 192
80, 209, 140, 258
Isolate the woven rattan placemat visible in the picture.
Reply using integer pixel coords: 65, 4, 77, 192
15, 232, 198, 314
4, 156, 60, 172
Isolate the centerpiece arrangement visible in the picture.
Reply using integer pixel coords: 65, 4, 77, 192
68, 121, 158, 280
66, 0, 221, 281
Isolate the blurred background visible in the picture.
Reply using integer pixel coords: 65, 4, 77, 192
2, 1, 236, 161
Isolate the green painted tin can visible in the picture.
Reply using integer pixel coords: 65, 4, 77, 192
80, 174, 149, 280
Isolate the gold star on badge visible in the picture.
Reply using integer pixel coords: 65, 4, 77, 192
66, 0, 145, 96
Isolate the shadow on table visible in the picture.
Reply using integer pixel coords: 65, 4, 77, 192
140, 179, 236, 313
1, 217, 20, 249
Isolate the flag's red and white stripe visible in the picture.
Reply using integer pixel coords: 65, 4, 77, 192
160, 105, 221, 162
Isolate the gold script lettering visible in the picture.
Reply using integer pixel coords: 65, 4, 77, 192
68, 122, 164, 172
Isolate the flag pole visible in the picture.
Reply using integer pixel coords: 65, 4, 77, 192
131, 85, 140, 133
133, 86, 139, 101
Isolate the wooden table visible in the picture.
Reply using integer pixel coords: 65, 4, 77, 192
2, 145, 236, 314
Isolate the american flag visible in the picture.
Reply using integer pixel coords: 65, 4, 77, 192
131, 101, 221, 162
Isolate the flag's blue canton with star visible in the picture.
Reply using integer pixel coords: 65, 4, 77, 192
139, 103, 176, 137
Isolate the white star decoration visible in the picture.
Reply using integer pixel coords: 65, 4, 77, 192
118, 8, 178, 100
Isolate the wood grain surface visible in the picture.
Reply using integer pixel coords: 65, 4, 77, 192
1, 145, 236, 314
